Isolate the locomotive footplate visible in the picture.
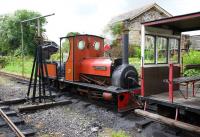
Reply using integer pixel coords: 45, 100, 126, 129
60, 80, 140, 112
63, 80, 129, 93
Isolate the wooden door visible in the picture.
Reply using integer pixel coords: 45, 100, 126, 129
65, 37, 74, 81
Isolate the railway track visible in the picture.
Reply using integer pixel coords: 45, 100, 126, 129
0, 105, 35, 137
0, 71, 29, 82
1, 71, 200, 136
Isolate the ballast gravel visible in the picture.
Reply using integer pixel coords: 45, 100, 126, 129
0, 75, 198, 137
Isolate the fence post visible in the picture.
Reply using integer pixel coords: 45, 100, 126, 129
141, 57, 145, 96
169, 63, 174, 103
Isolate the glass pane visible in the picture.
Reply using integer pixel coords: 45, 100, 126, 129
49, 38, 70, 62
144, 35, 155, 64
61, 38, 70, 62
156, 37, 167, 63
169, 38, 179, 63
94, 41, 100, 50
78, 40, 85, 50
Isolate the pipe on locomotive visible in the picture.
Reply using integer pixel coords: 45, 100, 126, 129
122, 20, 130, 65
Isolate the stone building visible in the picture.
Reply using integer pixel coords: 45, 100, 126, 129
181, 35, 191, 51
180, 35, 200, 51
109, 3, 172, 46
190, 35, 200, 50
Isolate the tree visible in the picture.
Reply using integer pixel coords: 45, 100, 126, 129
0, 10, 46, 56
104, 22, 124, 58
104, 22, 123, 41
66, 32, 80, 37
105, 22, 139, 58
110, 22, 123, 38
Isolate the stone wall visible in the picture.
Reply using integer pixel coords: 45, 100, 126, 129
128, 7, 169, 46
190, 35, 200, 50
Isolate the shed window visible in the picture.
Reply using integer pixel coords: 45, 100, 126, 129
144, 35, 155, 63
169, 38, 179, 63
156, 37, 167, 63
144, 35, 180, 64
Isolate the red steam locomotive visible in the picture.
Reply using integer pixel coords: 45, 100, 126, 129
45, 27, 140, 112
27, 11, 200, 133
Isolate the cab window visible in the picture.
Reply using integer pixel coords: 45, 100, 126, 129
61, 38, 70, 62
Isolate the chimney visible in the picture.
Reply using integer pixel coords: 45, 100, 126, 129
122, 20, 130, 65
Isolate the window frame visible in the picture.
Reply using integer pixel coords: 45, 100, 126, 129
60, 37, 71, 63
144, 34, 180, 65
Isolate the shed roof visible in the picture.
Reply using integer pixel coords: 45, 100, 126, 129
142, 11, 200, 32
109, 3, 172, 24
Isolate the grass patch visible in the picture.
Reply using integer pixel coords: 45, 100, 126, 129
112, 130, 130, 137
129, 57, 141, 74
0, 56, 142, 77
1, 56, 33, 77
182, 50, 200, 76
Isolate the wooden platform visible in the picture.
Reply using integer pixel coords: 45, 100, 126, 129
140, 88, 200, 114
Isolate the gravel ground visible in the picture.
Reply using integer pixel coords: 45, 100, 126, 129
0, 75, 199, 137
0, 76, 27, 100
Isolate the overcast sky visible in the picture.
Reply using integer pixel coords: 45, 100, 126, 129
1, 0, 200, 42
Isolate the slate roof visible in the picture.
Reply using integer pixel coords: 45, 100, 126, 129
109, 3, 172, 24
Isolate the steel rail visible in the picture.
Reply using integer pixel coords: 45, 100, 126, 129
0, 108, 25, 137
0, 71, 29, 81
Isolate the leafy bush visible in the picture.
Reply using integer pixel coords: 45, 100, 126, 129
109, 39, 122, 59
129, 45, 141, 58
110, 43, 141, 59
145, 50, 154, 60
0, 56, 9, 68
50, 52, 60, 61
110, 45, 122, 58
183, 50, 200, 65
0, 10, 46, 56
134, 46, 141, 58
14, 48, 22, 57
110, 22, 123, 36
184, 69, 200, 77
67, 32, 80, 37
129, 57, 141, 73
183, 50, 200, 76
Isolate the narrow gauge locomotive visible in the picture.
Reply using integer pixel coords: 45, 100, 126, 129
36, 11, 200, 133
44, 28, 140, 112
